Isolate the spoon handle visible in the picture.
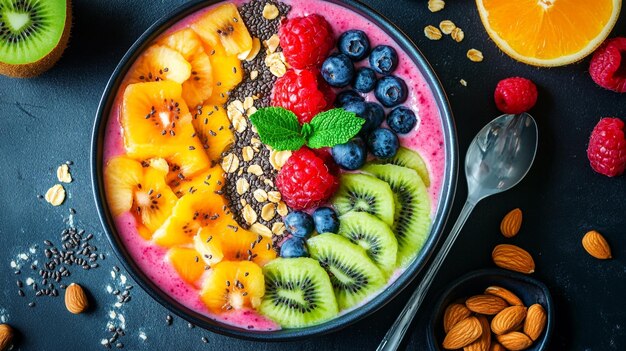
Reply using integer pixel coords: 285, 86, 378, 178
377, 199, 477, 351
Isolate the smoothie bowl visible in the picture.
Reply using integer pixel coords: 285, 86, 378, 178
91, 0, 457, 340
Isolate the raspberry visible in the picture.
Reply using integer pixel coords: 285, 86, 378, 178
276, 148, 339, 210
587, 117, 626, 177
494, 77, 538, 114
279, 14, 335, 69
272, 69, 331, 123
589, 37, 626, 93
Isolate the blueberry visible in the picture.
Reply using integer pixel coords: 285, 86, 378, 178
353, 67, 377, 93
321, 53, 354, 87
369, 45, 398, 75
335, 90, 364, 107
387, 106, 418, 134
363, 102, 385, 133
375, 76, 408, 107
331, 138, 367, 170
343, 101, 384, 135
312, 207, 340, 233
338, 30, 371, 61
280, 237, 309, 258
368, 128, 399, 159
284, 211, 314, 238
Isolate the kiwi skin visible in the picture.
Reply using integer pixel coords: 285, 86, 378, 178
0, 0, 72, 78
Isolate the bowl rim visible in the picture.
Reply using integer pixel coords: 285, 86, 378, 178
90, 0, 458, 341
426, 268, 555, 350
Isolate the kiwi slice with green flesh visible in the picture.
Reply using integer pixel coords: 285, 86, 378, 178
337, 212, 398, 275
0, 0, 71, 78
331, 173, 395, 226
361, 164, 431, 267
373, 147, 431, 187
259, 257, 338, 328
307, 233, 386, 310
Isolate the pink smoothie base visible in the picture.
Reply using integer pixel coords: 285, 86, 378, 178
102, 0, 447, 331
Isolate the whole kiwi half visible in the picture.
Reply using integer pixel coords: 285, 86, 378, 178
0, 0, 72, 78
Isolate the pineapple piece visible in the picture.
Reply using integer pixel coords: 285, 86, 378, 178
121, 81, 210, 176
170, 165, 225, 198
151, 189, 228, 247
194, 221, 277, 268
167, 246, 207, 286
191, 3, 253, 56
158, 29, 214, 109
126, 45, 192, 84
104, 157, 177, 235
203, 44, 243, 105
193, 104, 235, 162
200, 260, 265, 313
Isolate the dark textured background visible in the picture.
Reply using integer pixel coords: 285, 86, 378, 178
1, 0, 625, 350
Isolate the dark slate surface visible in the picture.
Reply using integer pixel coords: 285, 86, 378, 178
1, 0, 625, 350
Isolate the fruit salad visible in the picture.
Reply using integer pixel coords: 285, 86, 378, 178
102, 0, 446, 331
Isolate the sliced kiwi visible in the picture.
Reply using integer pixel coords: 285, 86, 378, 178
337, 212, 398, 275
307, 233, 386, 310
0, 0, 71, 78
362, 164, 431, 267
260, 257, 338, 328
331, 173, 395, 226
373, 147, 431, 187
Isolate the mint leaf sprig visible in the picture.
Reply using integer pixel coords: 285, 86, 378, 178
248, 107, 364, 151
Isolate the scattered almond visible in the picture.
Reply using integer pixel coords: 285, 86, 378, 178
523, 304, 547, 341
424, 25, 443, 40
428, 0, 445, 12
0, 324, 14, 351
262, 3, 279, 20
485, 286, 524, 306
496, 331, 533, 351
492, 244, 535, 274
65, 283, 88, 314
500, 208, 522, 238
443, 316, 482, 349
491, 306, 527, 335
451, 27, 465, 42
439, 20, 456, 35
467, 48, 484, 62
582, 230, 612, 259
45, 184, 66, 206
466, 295, 509, 315
443, 303, 472, 333
56, 164, 72, 183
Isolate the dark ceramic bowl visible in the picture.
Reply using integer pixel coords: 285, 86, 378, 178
91, 0, 458, 341
428, 269, 554, 350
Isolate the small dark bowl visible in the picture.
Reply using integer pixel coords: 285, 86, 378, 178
91, 0, 458, 341
428, 269, 554, 350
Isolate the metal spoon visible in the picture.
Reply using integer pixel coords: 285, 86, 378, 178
377, 113, 538, 351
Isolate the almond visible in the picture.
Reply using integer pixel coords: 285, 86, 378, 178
491, 305, 527, 335
465, 294, 509, 315
464, 315, 491, 351
492, 244, 535, 274
524, 303, 547, 341
443, 303, 472, 332
65, 283, 89, 314
582, 230, 612, 259
443, 316, 482, 350
485, 286, 524, 306
0, 324, 14, 351
489, 342, 506, 351
500, 208, 522, 238
496, 331, 533, 351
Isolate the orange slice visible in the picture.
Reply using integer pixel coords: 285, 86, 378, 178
476, 0, 621, 66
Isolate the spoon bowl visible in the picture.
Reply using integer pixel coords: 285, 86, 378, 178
466, 113, 538, 201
